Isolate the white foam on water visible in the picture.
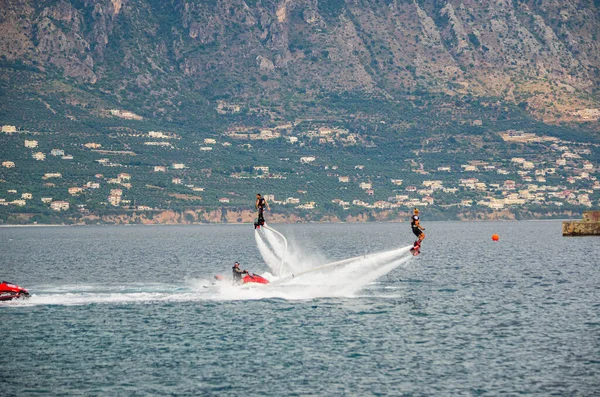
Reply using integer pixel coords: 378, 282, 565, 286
2, 228, 417, 306
184, 277, 215, 288
1, 282, 205, 307
20, 292, 176, 306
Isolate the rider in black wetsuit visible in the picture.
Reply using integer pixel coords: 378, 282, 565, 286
232, 262, 247, 283
254, 193, 270, 229
410, 208, 426, 249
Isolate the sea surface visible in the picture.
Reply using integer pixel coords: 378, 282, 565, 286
1, 221, 599, 396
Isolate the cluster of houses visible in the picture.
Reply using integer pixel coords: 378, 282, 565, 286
295, 127, 360, 146
142, 131, 181, 148
222, 124, 361, 147
252, 133, 598, 211
18, 139, 75, 162
252, 194, 313, 209
1, 125, 598, 215
0, 188, 71, 211
97, 123, 359, 160
108, 109, 142, 120
327, 159, 596, 211
0, 190, 34, 208
229, 165, 287, 180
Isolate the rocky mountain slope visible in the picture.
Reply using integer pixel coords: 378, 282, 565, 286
1, 0, 599, 129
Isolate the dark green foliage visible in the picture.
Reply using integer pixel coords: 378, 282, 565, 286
317, 0, 346, 22
468, 33, 480, 47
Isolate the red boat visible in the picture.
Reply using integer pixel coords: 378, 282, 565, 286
0, 281, 30, 301
242, 273, 270, 285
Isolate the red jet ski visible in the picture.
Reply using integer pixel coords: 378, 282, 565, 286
242, 273, 270, 285
0, 281, 30, 301
212, 274, 270, 285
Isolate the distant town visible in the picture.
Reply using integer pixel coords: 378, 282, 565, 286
0, 120, 598, 223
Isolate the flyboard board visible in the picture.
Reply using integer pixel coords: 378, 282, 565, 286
410, 241, 421, 256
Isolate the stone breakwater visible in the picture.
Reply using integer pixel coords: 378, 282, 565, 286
563, 210, 600, 236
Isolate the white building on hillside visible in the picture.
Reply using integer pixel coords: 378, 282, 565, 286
24, 140, 38, 148
51, 201, 70, 211
254, 166, 269, 174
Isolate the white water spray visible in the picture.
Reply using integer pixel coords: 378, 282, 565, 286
3, 226, 418, 306
255, 229, 282, 274
261, 225, 288, 276
252, 224, 416, 297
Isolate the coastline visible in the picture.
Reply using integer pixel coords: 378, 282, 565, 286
0, 208, 584, 227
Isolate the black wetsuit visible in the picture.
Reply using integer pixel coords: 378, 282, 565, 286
411, 215, 423, 238
232, 266, 245, 282
256, 198, 266, 227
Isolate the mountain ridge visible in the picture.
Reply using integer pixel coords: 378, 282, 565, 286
1, 0, 599, 128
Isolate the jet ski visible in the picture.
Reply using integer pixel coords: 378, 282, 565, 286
211, 273, 270, 286
0, 281, 30, 301
242, 273, 269, 284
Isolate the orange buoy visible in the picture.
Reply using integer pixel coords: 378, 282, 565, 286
492, 234, 499, 241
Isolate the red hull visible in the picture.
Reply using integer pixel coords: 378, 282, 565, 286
242, 274, 270, 284
0, 281, 30, 301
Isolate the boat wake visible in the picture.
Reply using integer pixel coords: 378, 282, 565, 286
0, 282, 208, 307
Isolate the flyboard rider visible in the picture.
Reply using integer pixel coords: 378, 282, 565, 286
254, 193, 270, 229
410, 208, 425, 252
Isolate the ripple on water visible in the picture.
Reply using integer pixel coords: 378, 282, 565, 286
1, 221, 599, 395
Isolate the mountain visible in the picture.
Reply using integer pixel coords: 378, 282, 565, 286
1, 0, 599, 128
0, 0, 599, 224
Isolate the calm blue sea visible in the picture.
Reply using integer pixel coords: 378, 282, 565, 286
1, 221, 599, 396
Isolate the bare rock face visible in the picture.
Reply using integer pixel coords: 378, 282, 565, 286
34, 2, 97, 82
0, 0, 599, 122
0, 2, 36, 60
256, 55, 275, 72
